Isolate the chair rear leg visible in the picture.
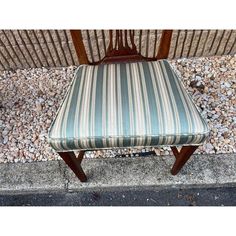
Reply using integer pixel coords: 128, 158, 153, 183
170, 146, 198, 175
58, 151, 87, 182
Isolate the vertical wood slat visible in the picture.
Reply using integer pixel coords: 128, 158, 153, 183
229, 35, 236, 54
130, 30, 136, 50
0, 47, 10, 69
215, 30, 226, 55
63, 30, 75, 65
119, 30, 124, 49
94, 30, 101, 60
50, 30, 63, 65
124, 30, 129, 48
187, 30, 195, 57
101, 30, 107, 54
2, 30, 24, 67
108, 30, 113, 52
173, 30, 180, 59
86, 30, 95, 63
153, 30, 158, 58
193, 30, 203, 57
0, 36, 17, 68
39, 30, 57, 67
222, 30, 233, 55
30, 30, 50, 66
25, 30, 46, 67
145, 30, 150, 57
180, 30, 187, 57
0, 56, 7, 70
208, 30, 218, 54
11, 30, 33, 67
16, 30, 37, 67
114, 30, 119, 49
201, 30, 210, 56
139, 30, 142, 53
54, 30, 69, 66
47, 30, 63, 66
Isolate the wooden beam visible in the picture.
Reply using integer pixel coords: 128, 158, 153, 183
70, 30, 89, 64
156, 30, 173, 59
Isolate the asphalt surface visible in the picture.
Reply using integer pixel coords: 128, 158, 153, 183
1, 186, 236, 206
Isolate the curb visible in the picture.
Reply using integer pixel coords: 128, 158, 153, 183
0, 153, 236, 194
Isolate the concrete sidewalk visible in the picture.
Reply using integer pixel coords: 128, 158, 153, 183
0, 153, 236, 194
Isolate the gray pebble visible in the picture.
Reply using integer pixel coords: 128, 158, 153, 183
3, 136, 8, 144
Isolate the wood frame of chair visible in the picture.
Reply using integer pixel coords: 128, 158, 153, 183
57, 30, 198, 182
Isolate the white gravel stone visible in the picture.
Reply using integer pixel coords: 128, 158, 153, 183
29, 147, 35, 153
0, 66, 75, 163
3, 137, 8, 144
0, 54, 236, 163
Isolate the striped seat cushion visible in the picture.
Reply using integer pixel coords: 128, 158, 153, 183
48, 60, 209, 151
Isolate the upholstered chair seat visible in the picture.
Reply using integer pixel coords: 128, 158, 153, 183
48, 60, 209, 152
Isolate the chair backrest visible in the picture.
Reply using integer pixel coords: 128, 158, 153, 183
70, 30, 173, 65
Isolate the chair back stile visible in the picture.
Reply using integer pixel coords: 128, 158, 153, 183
70, 30, 173, 65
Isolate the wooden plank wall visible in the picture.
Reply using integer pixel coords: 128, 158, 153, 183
0, 30, 235, 71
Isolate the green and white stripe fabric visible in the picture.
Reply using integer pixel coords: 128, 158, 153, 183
48, 60, 209, 151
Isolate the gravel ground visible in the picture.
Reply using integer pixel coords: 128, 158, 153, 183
0, 55, 236, 163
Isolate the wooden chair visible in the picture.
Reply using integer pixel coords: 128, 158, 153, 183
48, 30, 209, 182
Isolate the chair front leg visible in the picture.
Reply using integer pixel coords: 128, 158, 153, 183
170, 146, 198, 175
58, 151, 87, 182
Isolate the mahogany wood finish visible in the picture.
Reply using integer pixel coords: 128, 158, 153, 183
170, 146, 199, 175
70, 30, 173, 64
58, 151, 87, 182
101, 30, 144, 63
70, 30, 89, 64
156, 30, 173, 59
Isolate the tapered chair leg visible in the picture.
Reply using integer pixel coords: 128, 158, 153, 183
170, 146, 198, 175
58, 151, 87, 182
